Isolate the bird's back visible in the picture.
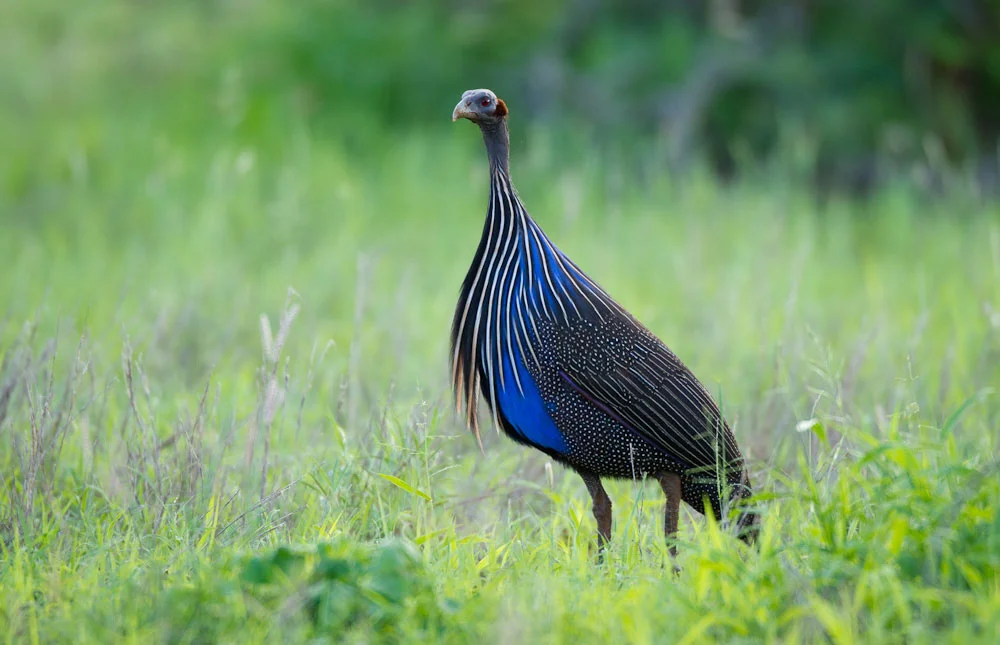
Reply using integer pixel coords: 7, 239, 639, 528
523, 276, 749, 512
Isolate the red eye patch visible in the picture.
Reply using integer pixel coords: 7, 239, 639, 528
481, 99, 491, 106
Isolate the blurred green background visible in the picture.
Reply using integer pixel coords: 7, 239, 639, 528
6, 0, 1000, 197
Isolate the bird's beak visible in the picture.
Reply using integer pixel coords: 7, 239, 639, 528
452, 100, 475, 122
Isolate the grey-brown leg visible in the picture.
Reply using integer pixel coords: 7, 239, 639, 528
657, 472, 682, 557
580, 472, 612, 551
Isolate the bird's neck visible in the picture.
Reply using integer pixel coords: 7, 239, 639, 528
485, 158, 529, 240
480, 119, 510, 177
480, 118, 529, 243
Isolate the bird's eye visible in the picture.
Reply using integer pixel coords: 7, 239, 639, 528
481, 98, 491, 107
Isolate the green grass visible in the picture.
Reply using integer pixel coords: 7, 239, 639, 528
3, 3, 1000, 643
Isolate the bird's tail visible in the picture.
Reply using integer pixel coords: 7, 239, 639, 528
735, 507, 760, 546
731, 471, 760, 546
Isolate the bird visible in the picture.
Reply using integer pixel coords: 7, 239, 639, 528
449, 88, 758, 557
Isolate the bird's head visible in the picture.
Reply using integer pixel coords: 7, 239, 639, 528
452, 88, 508, 125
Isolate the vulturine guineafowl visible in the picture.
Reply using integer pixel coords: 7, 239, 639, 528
450, 88, 759, 556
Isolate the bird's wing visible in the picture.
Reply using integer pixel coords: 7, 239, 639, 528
540, 314, 744, 478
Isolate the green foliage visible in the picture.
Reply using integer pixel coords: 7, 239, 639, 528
240, 540, 455, 639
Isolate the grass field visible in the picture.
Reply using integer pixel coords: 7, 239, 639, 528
3, 4, 1000, 643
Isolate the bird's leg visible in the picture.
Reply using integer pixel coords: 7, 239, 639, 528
580, 472, 612, 553
657, 472, 682, 558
